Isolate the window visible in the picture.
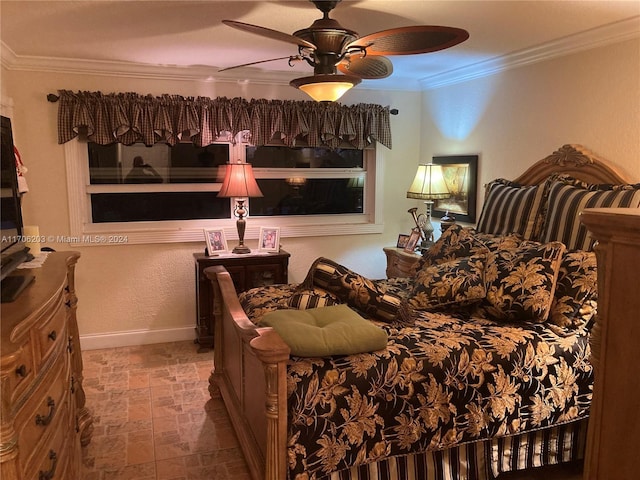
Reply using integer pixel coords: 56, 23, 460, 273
87, 142, 230, 222
64, 136, 383, 245
247, 146, 366, 217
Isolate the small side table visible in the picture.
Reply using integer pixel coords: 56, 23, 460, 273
383, 247, 421, 278
194, 250, 290, 349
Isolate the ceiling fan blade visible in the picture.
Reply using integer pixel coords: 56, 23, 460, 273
337, 55, 392, 79
347, 25, 469, 56
219, 56, 301, 73
222, 20, 316, 50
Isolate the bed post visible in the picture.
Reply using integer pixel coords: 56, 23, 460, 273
251, 330, 290, 480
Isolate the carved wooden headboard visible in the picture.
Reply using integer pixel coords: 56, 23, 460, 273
514, 144, 631, 186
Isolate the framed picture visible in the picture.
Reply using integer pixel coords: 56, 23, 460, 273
432, 155, 478, 223
396, 233, 410, 249
404, 228, 422, 253
259, 227, 280, 252
204, 228, 228, 255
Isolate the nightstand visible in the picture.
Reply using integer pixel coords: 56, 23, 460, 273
194, 250, 290, 349
383, 247, 422, 278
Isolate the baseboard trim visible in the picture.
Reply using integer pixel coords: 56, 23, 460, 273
80, 326, 197, 350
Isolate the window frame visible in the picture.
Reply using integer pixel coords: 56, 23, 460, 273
64, 136, 384, 246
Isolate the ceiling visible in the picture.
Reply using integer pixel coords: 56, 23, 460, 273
1, 1, 639, 91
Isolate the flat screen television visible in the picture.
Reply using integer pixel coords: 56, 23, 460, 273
1, 115, 34, 302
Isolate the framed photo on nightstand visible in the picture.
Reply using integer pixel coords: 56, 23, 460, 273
259, 227, 280, 252
204, 228, 228, 255
404, 228, 421, 253
397, 233, 410, 248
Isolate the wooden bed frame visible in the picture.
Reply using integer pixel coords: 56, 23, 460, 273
204, 144, 631, 480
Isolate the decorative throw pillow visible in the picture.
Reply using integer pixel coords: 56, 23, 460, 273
418, 224, 491, 271
287, 289, 340, 310
549, 250, 598, 330
405, 254, 487, 311
470, 231, 524, 252
302, 257, 402, 322
476, 179, 548, 240
481, 241, 566, 323
259, 304, 388, 357
541, 175, 640, 251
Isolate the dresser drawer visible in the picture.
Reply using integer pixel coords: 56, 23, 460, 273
8, 341, 36, 405
35, 294, 68, 365
16, 350, 71, 475
23, 399, 72, 480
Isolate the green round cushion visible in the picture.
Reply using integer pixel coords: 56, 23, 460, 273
259, 304, 388, 357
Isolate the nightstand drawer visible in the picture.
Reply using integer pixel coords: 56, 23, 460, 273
383, 247, 421, 278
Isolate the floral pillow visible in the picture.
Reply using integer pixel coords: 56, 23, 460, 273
549, 250, 598, 330
302, 257, 402, 322
405, 254, 487, 311
479, 241, 566, 323
417, 224, 491, 271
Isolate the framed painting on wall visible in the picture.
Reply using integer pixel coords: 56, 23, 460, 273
432, 155, 478, 223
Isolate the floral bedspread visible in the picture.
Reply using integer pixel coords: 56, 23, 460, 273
239, 281, 593, 480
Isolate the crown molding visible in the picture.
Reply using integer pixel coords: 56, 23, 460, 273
420, 16, 640, 89
2, 16, 639, 91
0, 42, 295, 86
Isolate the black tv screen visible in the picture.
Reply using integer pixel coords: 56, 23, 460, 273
1, 115, 25, 256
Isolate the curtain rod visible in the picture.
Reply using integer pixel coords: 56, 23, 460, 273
46, 93, 398, 114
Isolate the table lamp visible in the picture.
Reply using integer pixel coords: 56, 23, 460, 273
217, 161, 263, 254
406, 163, 450, 246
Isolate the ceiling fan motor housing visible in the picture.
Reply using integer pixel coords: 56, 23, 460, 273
294, 18, 358, 74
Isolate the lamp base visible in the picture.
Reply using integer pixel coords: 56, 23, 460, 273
232, 244, 251, 255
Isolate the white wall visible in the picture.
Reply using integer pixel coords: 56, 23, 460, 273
420, 38, 640, 205
3, 37, 638, 348
1, 68, 423, 347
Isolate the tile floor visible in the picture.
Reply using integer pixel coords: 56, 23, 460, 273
80, 341, 582, 480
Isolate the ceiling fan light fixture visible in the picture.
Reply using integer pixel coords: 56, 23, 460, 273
290, 74, 361, 102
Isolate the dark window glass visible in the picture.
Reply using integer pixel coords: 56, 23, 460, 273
169, 144, 228, 183
247, 146, 363, 168
250, 179, 363, 216
90, 193, 230, 223
88, 143, 228, 184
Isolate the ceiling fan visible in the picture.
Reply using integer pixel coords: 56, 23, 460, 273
221, 0, 469, 101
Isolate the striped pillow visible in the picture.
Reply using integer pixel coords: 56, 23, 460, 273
287, 290, 340, 309
475, 179, 547, 240
542, 177, 640, 251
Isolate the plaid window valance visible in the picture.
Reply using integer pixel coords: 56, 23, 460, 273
56, 90, 392, 150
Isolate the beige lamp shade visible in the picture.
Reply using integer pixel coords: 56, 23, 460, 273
217, 162, 263, 198
406, 164, 450, 200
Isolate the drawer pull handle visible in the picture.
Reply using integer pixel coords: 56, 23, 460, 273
35, 397, 56, 426
38, 450, 58, 480
48, 330, 57, 341
15, 364, 27, 377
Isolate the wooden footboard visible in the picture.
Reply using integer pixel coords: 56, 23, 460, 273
204, 265, 290, 480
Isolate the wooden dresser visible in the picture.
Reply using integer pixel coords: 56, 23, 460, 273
0, 251, 93, 480
580, 208, 640, 480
